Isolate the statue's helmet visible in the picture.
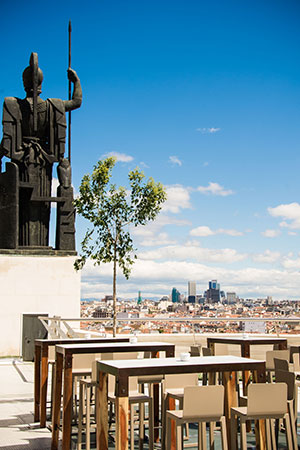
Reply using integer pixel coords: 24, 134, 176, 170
22, 53, 43, 94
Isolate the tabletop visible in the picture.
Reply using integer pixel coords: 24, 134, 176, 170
207, 336, 288, 345
35, 336, 130, 347
55, 341, 175, 356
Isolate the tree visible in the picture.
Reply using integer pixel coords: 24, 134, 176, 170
74, 157, 167, 336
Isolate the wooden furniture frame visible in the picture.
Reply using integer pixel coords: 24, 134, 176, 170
207, 336, 287, 394
34, 337, 129, 427
51, 341, 175, 450
95, 355, 266, 450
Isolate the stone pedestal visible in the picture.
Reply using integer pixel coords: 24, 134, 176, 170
0, 252, 81, 356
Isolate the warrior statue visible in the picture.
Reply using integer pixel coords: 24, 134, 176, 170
0, 52, 82, 251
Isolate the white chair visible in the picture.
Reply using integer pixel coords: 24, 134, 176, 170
265, 350, 290, 382
166, 385, 228, 450
231, 383, 293, 450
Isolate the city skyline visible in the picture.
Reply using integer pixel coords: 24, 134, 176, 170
1, 1, 300, 300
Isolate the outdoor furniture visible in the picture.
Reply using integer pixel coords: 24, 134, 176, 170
265, 349, 290, 382
34, 336, 129, 427
230, 383, 293, 450
166, 385, 228, 450
161, 373, 199, 448
275, 370, 298, 449
95, 355, 266, 450
207, 335, 288, 394
51, 341, 175, 450
190, 345, 202, 356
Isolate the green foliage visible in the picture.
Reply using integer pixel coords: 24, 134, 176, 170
74, 157, 167, 280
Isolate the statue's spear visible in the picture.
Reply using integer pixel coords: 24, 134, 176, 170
68, 20, 72, 163
30, 52, 38, 134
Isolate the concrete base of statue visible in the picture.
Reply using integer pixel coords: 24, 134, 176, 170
0, 251, 81, 356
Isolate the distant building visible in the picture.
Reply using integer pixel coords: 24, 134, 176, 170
171, 287, 180, 303
188, 295, 196, 304
227, 292, 237, 304
188, 281, 196, 297
206, 280, 220, 303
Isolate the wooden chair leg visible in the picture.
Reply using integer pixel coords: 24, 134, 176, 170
270, 418, 276, 450
284, 413, 293, 450
240, 419, 247, 450
86, 385, 91, 450
209, 421, 214, 449
220, 416, 228, 450
139, 402, 144, 450
201, 422, 207, 450
198, 422, 202, 450
176, 423, 183, 450
130, 403, 135, 450
77, 381, 84, 450
148, 397, 154, 450
166, 415, 171, 450
230, 414, 237, 450
265, 419, 271, 450
287, 401, 298, 450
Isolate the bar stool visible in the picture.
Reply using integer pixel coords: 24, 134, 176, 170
230, 383, 293, 450
166, 385, 228, 450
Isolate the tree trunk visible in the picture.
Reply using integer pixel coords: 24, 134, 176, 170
113, 252, 117, 337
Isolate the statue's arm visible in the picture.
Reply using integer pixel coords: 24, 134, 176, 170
63, 69, 82, 112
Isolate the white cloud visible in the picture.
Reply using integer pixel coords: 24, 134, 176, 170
162, 185, 192, 213
196, 127, 221, 134
102, 151, 134, 162
261, 229, 281, 238
252, 250, 281, 264
197, 182, 234, 196
139, 232, 177, 247
80, 257, 300, 300
138, 242, 247, 264
268, 202, 300, 229
169, 156, 182, 166
190, 226, 243, 237
288, 231, 297, 236
282, 254, 300, 269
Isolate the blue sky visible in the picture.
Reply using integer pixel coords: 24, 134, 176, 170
1, 0, 300, 300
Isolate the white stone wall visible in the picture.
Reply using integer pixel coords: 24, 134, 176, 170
0, 255, 81, 356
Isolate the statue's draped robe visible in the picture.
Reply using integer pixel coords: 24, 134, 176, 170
1, 97, 66, 246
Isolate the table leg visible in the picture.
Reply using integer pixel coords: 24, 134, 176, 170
34, 344, 41, 423
167, 396, 176, 450
62, 353, 73, 450
223, 371, 237, 446
96, 371, 108, 450
51, 352, 63, 450
40, 344, 49, 427
208, 342, 216, 385
151, 350, 160, 443
241, 342, 250, 395
115, 396, 129, 450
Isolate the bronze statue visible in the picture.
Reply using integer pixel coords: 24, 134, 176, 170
0, 52, 82, 251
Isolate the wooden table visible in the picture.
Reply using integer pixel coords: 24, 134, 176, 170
207, 335, 287, 394
51, 341, 175, 450
34, 337, 129, 427
96, 355, 266, 450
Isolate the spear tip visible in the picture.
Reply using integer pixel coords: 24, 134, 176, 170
69, 20, 72, 32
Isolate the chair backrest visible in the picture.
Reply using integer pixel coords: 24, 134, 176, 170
91, 353, 114, 382
274, 357, 289, 372
202, 347, 212, 357
164, 373, 198, 389
293, 353, 300, 372
266, 350, 290, 370
73, 353, 101, 370
190, 345, 202, 357
112, 352, 139, 360
275, 369, 295, 401
183, 385, 224, 418
289, 346, 299, 363
247, 383, 287, 415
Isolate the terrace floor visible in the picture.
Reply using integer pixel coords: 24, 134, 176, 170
0, 358, 299, 449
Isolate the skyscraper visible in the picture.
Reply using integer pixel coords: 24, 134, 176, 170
171, 287, 180, 303
206, 280, 220, 303
188, 281, 196, 303
188, 281, 196, 297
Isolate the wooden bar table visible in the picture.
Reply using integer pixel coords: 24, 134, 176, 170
207, 335, 287, 394
34, 337, 129, 427
51, 341, 175, 450
96, 355, 266, 450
